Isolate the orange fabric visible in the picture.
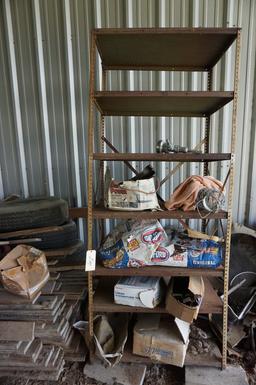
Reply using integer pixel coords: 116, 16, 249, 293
165, 175, 223, 211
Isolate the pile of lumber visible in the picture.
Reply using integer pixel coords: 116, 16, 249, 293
0, 270, 87, 381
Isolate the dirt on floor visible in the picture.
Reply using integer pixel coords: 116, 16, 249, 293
0, 363, 185, 385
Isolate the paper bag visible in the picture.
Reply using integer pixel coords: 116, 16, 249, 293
0, 245, 49, 300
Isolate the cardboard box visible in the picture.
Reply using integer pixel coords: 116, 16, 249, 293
114, 276, 163, 308
133, 314, 190, 367
165, 276, 204, 323
0, 245, 49, 300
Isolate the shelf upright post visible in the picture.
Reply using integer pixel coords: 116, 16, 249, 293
202, 69, 213, 233
222, 29, 241, 369
99, 69, 107, 243
87, 31, 97, 346
204, 69, 213, 177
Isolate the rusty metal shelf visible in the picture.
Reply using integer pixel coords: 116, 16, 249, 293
93, 152, 231, 162
94, 27, 238, 71
94, 91, 233, 117
93, 265, 224, 278
69, 207, 228, 220
91, 207, 228, 220
93, 278, 223, 315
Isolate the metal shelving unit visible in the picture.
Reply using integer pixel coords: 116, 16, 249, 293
87, 28, 241, 369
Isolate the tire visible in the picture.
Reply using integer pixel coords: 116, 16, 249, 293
0, 197, 69, 232
0, 220, 78, 250
46, 241, 86, 264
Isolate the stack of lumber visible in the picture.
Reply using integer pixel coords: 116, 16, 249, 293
0, 270, 87, 381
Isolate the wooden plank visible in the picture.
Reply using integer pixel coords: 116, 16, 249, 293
93, 265, 224, 278
0, 289, 41, 305
0, 225, 63, 240
0, 339, 43, 363
93, 152, 231, 162
0, 321, 35, 341
94, 91, 234, 117
93, 278, 222, 314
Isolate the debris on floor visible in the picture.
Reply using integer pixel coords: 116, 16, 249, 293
0, 362, 185, 385
84, 360, 147, 385
185, 365, 249, 385
187, 324, 211, 356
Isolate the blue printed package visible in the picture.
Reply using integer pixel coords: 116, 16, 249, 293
98, 220, 168, 268
171, 233, 222, 269
98, 223, 222, 269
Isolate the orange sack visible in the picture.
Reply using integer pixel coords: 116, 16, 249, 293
165, 175, 223, 211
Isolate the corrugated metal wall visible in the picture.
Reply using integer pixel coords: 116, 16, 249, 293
0, 0, 256, 229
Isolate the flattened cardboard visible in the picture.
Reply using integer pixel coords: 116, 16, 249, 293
165, 276, 204, 323
133, 314, 190, 367
114, 276, 163, 308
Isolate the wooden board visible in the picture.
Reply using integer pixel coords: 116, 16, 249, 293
0, 321, 35, 341
0, 289, 41, 305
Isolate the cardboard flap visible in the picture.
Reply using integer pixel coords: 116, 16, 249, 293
139, 289, 155, 308
174, 318, 190, 344
0, 245, 30, 270
188, 276, 204, 296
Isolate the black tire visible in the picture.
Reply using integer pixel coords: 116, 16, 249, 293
0, 220, 78, 250
46, 241, 86, 264
0, 197, 69, 232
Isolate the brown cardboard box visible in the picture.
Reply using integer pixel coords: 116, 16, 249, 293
0, 245, 49, 300
133, 314, 190, 367
165, 276, 204, 323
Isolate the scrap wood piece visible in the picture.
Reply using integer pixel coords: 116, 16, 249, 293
0, 321, 35, 341
0, 347, 64, 379
0, 340, 23, 353
178, 218, 221, 242
0, 339, 42, 364
0, 289, 41, 305
0, 225, 62, 239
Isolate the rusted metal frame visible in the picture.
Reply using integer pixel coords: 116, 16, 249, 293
101, 136, 138, 174
92, 207, 228, 220
102, 65, 210, 72
94, 90, 234, 97
222, 30, 241, 370
93, 27, 240, 35
87, 32, 96, 346
202, 70, 213, 233
93, 152, 231, 162
93, 98, 104, 115
102, 111, 205, 118
98, 69, 107, 243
